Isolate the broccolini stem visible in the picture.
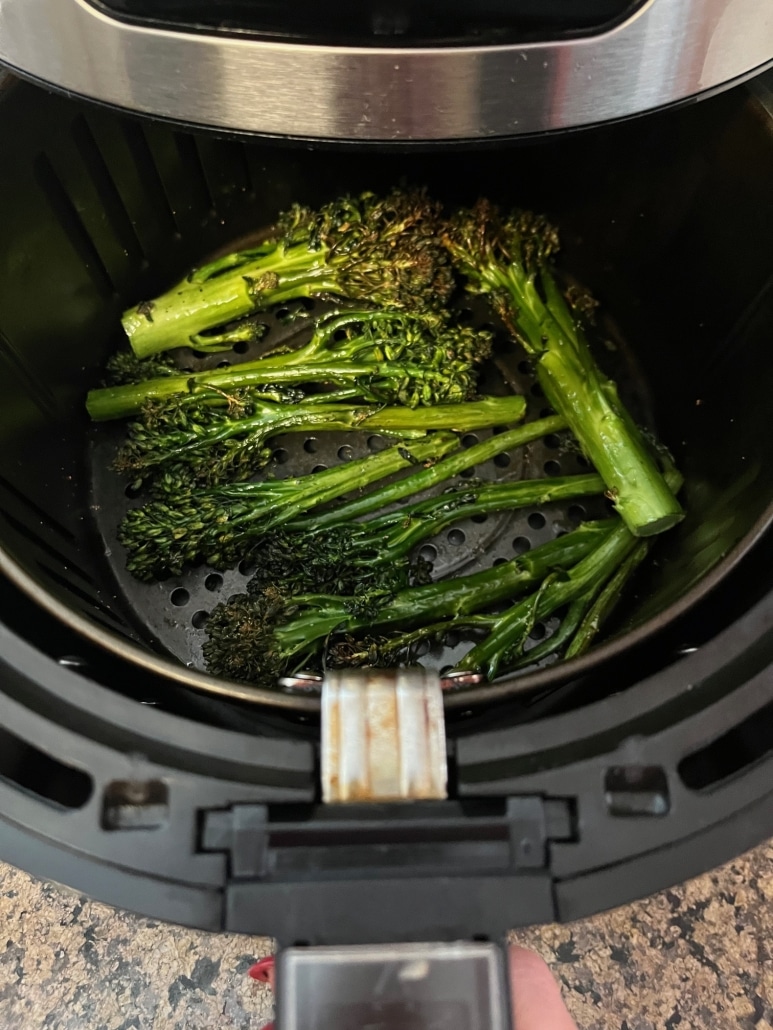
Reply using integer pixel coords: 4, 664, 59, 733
454, 520, 639, 680
334, 615, 498, 667
120, 432, 460, 580
89, 307, 492, 420
443, 204, 684, 537
360, 473, 603, 566
122, 189, 456, 357
504, 593, 597, 671
273, 521, 614, 659
122, 247, 327, 358
510, 268, 682, 538
88, 362, 443, 421
453, 460, 681, 679
118, 394, 527, 487
296, 414, 567, 532
359, 395, 526, 433
247, 472, 605, 600
116, 395, 527, 488
564, 539, 650, 659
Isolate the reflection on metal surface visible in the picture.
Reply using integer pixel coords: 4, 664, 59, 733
0, 0, 770, 139
321, 669, 448, 803
280, 669, 485, 696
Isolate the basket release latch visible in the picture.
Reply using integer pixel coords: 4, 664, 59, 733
320, 668, 448, 804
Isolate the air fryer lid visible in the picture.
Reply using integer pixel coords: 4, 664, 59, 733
0, 0, 771, 140
0, 73, 770, 713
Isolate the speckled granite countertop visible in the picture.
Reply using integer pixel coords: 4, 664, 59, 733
0, 841, 771, 1030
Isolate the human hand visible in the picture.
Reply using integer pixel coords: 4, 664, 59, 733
509, 946, 579, 1030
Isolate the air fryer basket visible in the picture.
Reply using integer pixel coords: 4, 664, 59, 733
0, 71, 771, 942
0, 73, 771, 715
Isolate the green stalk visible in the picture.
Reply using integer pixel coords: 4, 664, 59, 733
468, 457, 685, 676
564, 539, 650, 659
508, 266, 681, 537
357, 473, 603, 565
505, 593, 597, 671
296, 414, 567, 531
271, 521, 614, 664
454, 520, 639, 680
444, 205, 684, 538
331, 615, 499, 667
248, 473, 604, 599
122, 244, 327, 357
120, 432, 460, 580
89, 309, 490, 420
359, 395, 525, 433
88, 361, 437, 421
119, 395, 527, 486
122, 189, 455, 357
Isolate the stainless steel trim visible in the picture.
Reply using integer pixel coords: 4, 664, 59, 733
0, 0, 771, 140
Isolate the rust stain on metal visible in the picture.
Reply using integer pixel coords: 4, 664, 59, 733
322, 670, 447, 804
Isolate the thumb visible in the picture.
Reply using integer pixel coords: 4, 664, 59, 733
508, 946, 579, 1030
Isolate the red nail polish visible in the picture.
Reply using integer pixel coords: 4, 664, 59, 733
249, 956, 275, 983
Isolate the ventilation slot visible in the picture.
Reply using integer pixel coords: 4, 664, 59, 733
679, 699, 773, 790
174, 133, 215, 215
0, 472, 77, 545
196, 139, 253, 201
1, 509, 95, 586
72, 115, 145, 265
39, 563, 125, 625
119, 119, 177, 236
0, 725, 92, 809
0, 327, 59, 422
87, 613, 140, 642
34, 154, 115, 298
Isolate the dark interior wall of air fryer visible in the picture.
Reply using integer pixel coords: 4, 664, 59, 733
0, 77, 770, 646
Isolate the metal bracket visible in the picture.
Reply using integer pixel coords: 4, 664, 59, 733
320, 669, 448, 804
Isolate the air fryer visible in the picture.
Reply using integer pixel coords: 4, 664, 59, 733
0, 32, 769, 952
